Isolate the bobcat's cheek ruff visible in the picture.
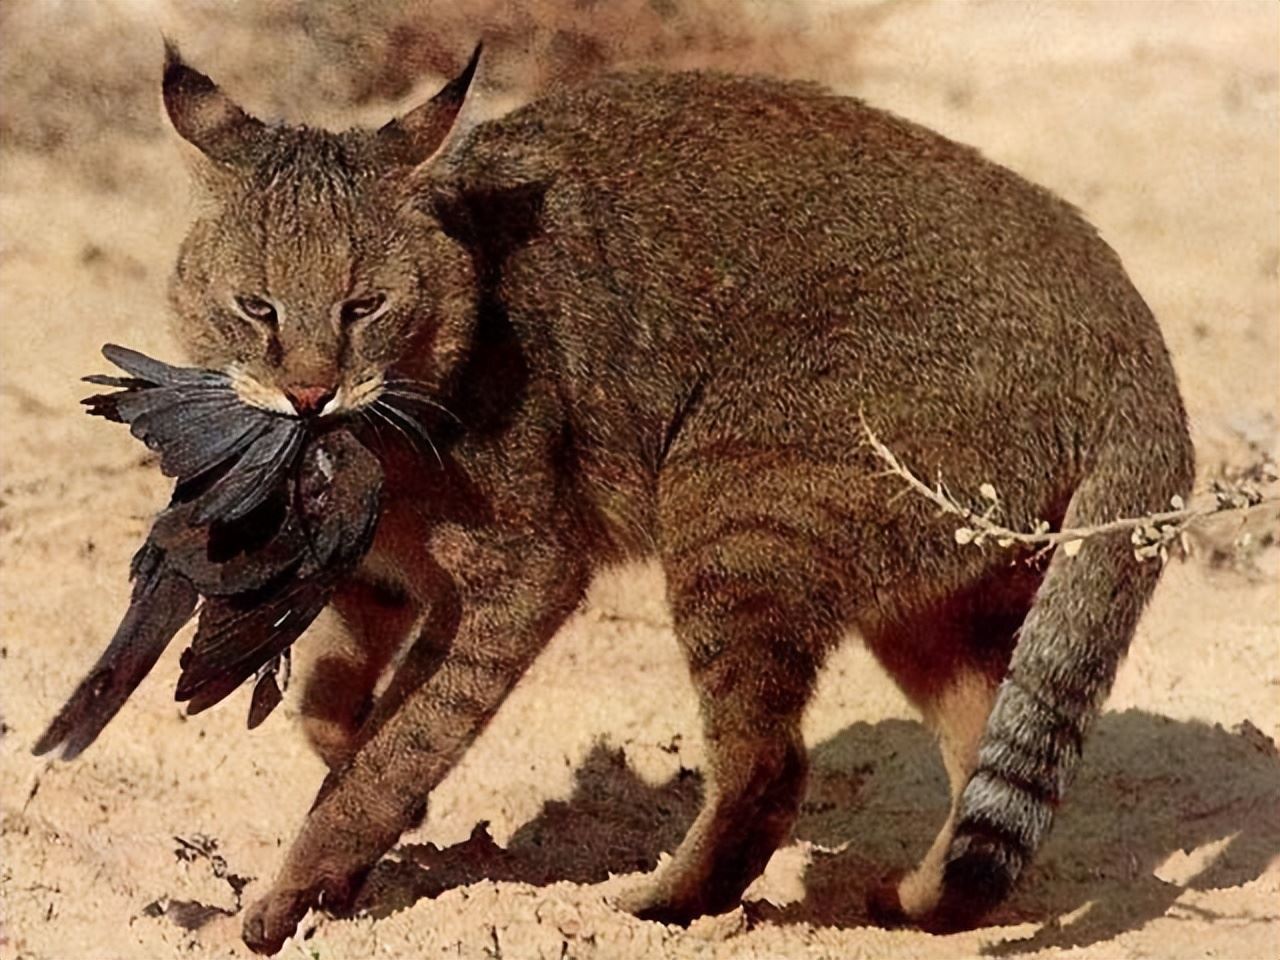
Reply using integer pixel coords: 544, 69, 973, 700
33, 344, 384, 759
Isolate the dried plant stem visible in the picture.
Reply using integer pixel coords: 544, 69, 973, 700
860, 415, 1280, 561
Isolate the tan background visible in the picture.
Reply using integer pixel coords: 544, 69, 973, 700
1, 2, 1278, 958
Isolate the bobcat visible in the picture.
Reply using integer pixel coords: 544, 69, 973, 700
156, 41, 1193, 953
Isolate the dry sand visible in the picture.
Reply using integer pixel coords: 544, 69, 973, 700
2, 2, 1278, 958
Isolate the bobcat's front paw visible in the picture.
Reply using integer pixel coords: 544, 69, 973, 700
242, 886, 314, 956
243, 866, 371, 954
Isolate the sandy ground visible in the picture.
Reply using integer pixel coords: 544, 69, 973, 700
2, 2, 1278, 958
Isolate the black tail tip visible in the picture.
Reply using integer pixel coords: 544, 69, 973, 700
923, 830, 1023, 933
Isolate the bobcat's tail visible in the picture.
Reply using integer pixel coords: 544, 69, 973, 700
934, 423, 1194, 926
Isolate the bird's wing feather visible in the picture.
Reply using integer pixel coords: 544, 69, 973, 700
176, 579, 333, 714
32, 546, 198, 760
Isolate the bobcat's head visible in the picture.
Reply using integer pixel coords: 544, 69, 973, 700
163, 44, 483, 420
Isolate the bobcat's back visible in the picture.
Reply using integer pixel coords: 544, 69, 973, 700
448, 70, 1189, 557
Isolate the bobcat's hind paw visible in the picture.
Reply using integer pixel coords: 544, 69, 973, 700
866, 875, 910, 927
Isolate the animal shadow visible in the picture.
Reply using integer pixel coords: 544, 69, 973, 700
352, 746, 704, 917
771, 710, 1280, 953
354, 711, 1280, 953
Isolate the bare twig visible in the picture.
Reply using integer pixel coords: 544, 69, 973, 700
859, 414, 1280, 563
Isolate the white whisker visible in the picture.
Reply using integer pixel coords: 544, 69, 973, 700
379, 388, 462, 425
375, 399, 444, 469
368, 404, 416, 456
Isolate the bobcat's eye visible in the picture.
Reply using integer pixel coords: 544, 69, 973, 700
340, 293, 387, 326
234, 295, 278, 327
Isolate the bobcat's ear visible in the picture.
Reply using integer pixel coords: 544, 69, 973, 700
162, 39, 266, 165
376, 43, 482, 169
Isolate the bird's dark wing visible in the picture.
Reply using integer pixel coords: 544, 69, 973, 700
82, 372, 152, 394
83, 345, 306, 525
247, 654, 288, 730
152, 491, 301, 597
156, 431, 382, 595
189, 421, 303, 525
128, 392, 271, 481
31, 542, 199, 759
83, 345, 230, 426
173, 431, 383, 715
100, 343, 224, 388
175, 577, 335, 715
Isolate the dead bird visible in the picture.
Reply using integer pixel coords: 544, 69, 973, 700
32, 345, 383, 759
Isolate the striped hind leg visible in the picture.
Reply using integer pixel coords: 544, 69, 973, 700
862, 574, 1036, 925
897, 671, 999, 918
621, 524, 843, 924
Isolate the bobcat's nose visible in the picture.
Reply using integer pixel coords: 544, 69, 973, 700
283, 383, 337, 417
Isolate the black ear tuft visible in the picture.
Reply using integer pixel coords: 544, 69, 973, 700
435, 42, 483, 112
